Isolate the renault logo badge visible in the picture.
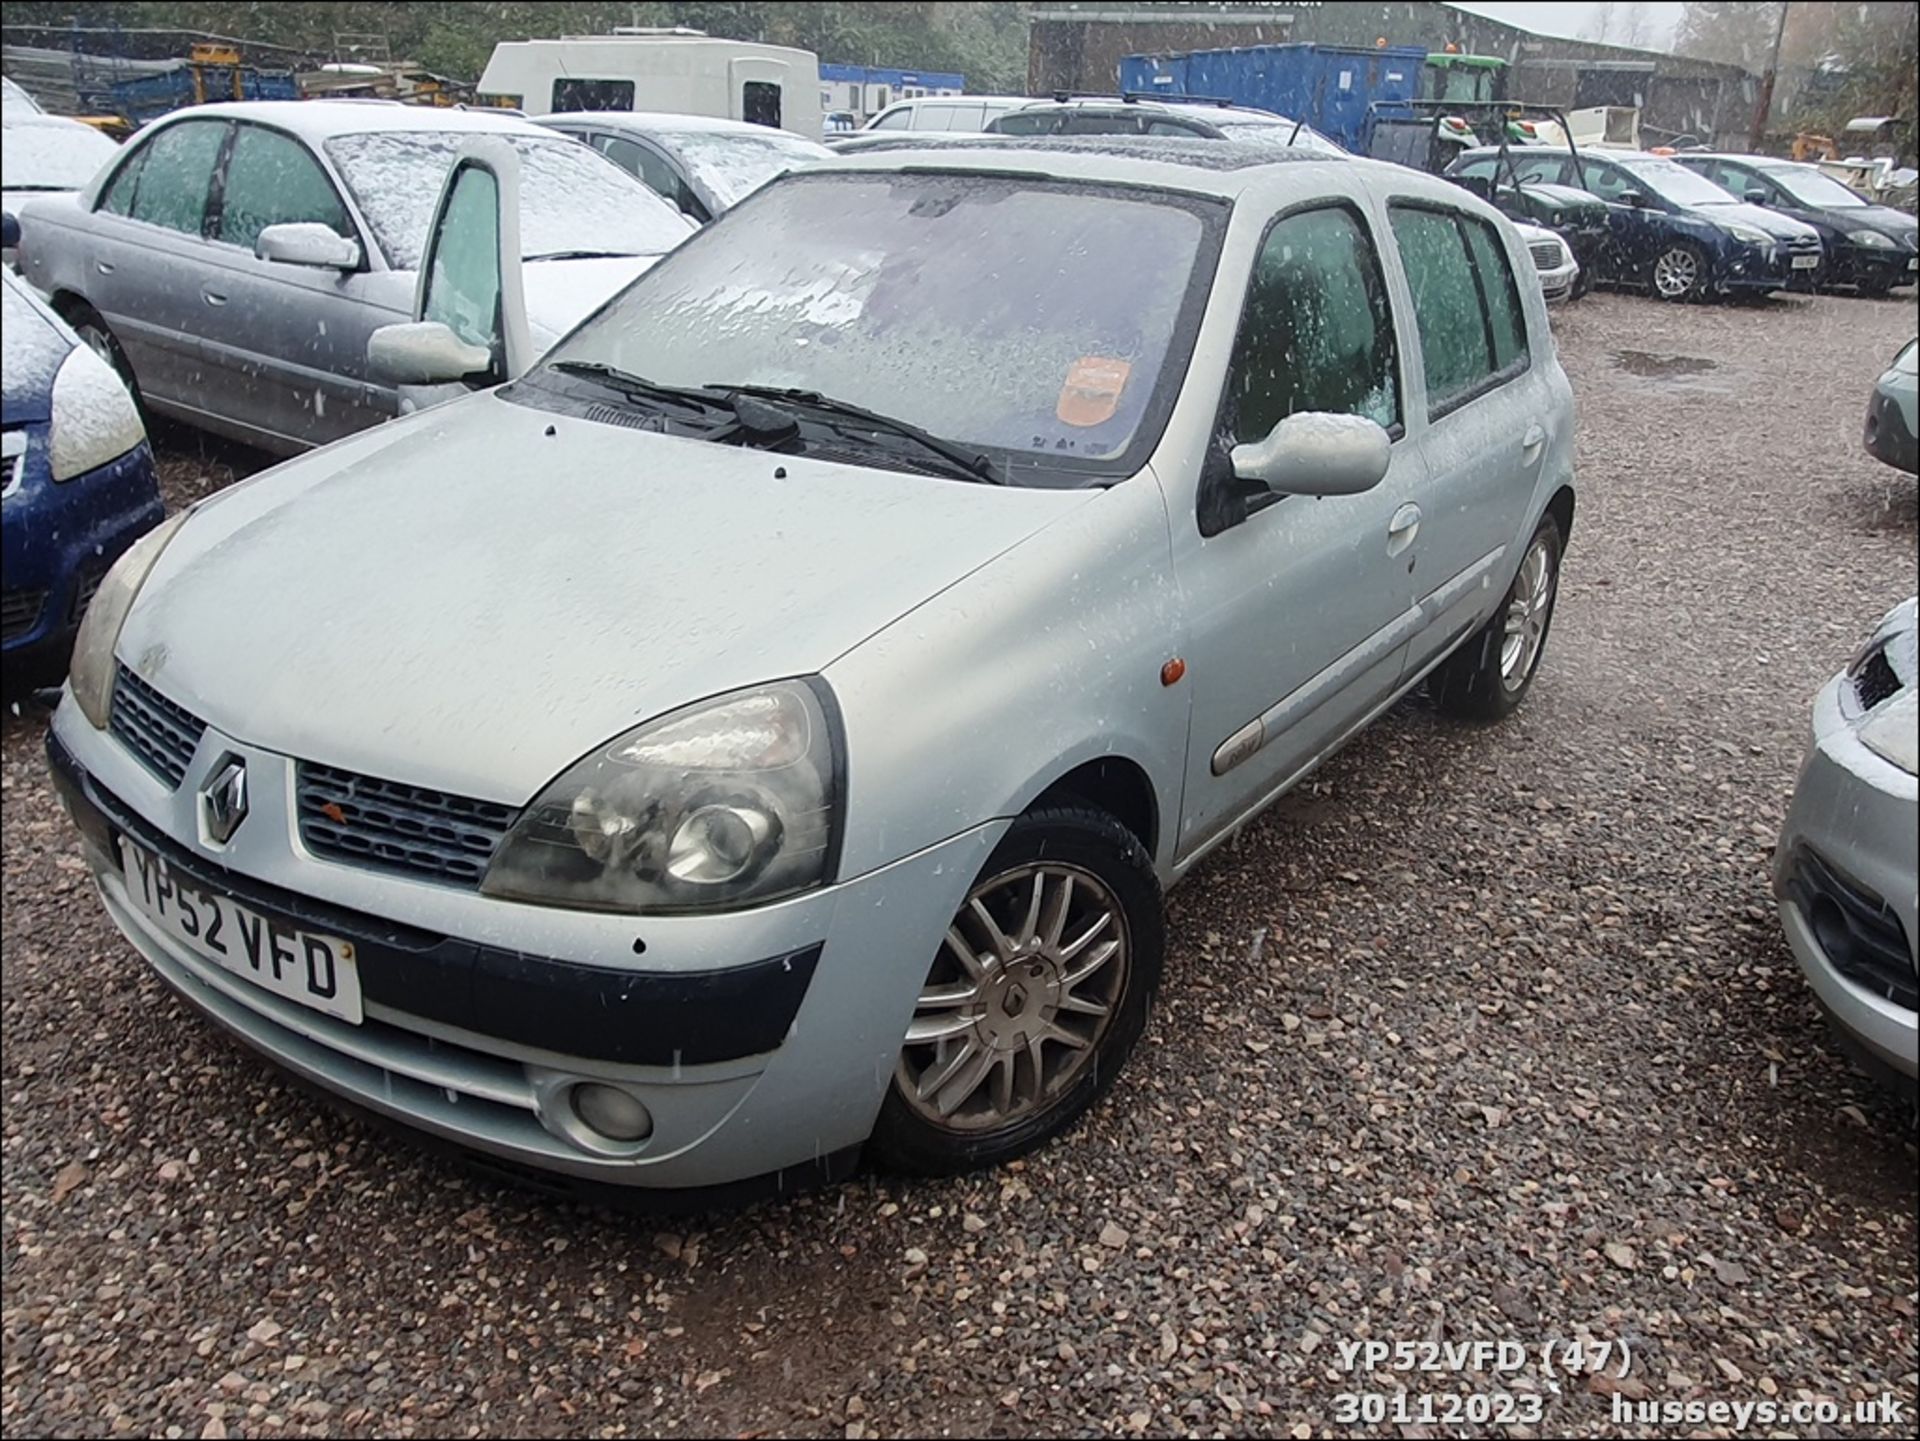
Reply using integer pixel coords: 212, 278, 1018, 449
203, 757, 249, 844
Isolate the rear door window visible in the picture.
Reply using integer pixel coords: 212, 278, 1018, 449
1388, 204, 1530, 414
1226, 203, 1401, 443
552, 78, 634, 112
217, 124, 353, 251
127, 119, 227, 235
742, 81, 782, 128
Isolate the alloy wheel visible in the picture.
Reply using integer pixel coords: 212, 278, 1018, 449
1652, 246, 1698, 298
1500, 531, 1556, 690
895, 863, 1130, 1133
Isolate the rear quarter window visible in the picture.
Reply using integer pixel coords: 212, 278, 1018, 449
1388, 203, 1530, 416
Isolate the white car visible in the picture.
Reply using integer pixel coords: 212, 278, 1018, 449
15, 102, 693, 454
859, 95, 1041, 134
51, 139, 1577, 1198
2, 113, 121, 263
535, 111, 832, 223
1512, 219, 1580, 305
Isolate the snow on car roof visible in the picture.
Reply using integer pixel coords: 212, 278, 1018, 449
146, 100, 558, 143
821, 135, 1421, 200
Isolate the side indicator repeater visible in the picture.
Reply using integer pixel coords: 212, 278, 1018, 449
1160, 657, 1187, 687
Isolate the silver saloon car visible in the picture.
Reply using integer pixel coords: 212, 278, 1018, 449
1774, 597, 1918, 1096
48, 139, 1577, 1199
15, 101, 692, 456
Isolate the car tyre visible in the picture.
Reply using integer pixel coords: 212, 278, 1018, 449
1649, 241, 1708, 301
1430, 512, 1563, 721
1857, 279, 1895, 299
870, 806, 1164, 1176
58, 300, 145, 413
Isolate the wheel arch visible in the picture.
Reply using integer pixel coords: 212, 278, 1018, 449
1021, 752, 1164, 867
1543, 483, 1575, 545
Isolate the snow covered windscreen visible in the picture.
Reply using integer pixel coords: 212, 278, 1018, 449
657, 130, 831, 209
535, 171, 1222, 483
325, 131, 694, 270
1, 118, 119, 190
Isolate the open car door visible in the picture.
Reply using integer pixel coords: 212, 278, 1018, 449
366, 137, 534, 414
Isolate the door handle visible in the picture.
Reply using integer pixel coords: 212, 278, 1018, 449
95, 260, 114, 275
1522, 422, 1547, 451
202, 289, 228, 306
1387, 502, 1421, 556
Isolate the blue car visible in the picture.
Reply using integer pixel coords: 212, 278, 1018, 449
2, 262, 163, 683
1447, 146, 1825, 301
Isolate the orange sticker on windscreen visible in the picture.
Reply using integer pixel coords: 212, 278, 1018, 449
1057, 356, 1133, 427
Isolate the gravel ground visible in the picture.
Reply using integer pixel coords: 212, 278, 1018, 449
4, 290, 1917, 1440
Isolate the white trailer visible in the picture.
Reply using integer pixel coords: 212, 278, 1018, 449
478, 28, 823, 137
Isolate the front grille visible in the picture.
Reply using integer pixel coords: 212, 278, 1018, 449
297, 763, 516, 889
72, 559, 110, 623
1528, 239, 1563, 270
1787, 847, 1917, 1011
109, 666, 207, 788
1854, 647, 1904, 711
2, 588, 45, 643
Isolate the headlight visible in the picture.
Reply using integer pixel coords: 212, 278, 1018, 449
48, 345, 145, 481
1847, 228, 1895, 248
1858, 690, 1918, 774
482, 680, 842, 914
1722, 222, 1772, 245
69, 509, 189, 728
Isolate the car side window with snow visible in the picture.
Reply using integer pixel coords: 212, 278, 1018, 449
1459, 216, 1530, 373
126, 119, 227, 237
1390, 204, 1522, 413
97, 146, 147, 216
1225, 204, 1400, 444
217, 125, 354, 252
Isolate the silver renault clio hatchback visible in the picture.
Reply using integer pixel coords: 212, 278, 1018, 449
49, 139, 1576, 1199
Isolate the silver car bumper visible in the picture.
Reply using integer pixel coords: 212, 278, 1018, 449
1772, 676, 1919, 1090
1539, 255, 1580, 306
50, 701, 1004, 1192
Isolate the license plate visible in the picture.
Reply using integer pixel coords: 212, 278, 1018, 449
120, 840, 363, 1023
1791, 254, 1819, 269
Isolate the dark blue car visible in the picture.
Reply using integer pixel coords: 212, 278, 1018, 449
2, 263, 163, 683
1447, 147, 1825, 301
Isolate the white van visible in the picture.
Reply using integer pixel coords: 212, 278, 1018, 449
479, 28, 823, 137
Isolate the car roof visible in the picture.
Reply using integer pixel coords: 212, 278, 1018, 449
1025, 97, 1292, 125
140, 99, 559, 143
537, 111, 822, 142
1, 111, 109, 135
818, 135, 1436, 201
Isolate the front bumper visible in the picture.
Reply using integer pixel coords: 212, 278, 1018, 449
1538, 255, 1580, 305
1716, 241, 1822, 293
1833, 242, 1919, 289
1, 440, 164, 667
48, 705, 1004, 1193
1772, 677, 1919, 1093
1865, 384, 1919, 475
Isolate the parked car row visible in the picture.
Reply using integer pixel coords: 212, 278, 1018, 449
1448, 144, 1917, 302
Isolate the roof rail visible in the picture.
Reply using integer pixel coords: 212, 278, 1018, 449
1045, 89, 1236, 108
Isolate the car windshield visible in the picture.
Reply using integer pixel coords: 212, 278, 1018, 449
658, 130, 831, 208
1212, 117, 1346, 155
1621, 157, 1741, 206
1761, 164, 1869, 208
534, 171, 1220, 484
325, 130, 691, 269
1, 119, 118, 190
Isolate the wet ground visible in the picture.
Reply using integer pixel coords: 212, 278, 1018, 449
4, 288, 1918, 1439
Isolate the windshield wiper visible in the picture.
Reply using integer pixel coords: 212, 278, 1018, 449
709, 384, 1003, 485
524, 249, 644, 262
548, 360, 738, 418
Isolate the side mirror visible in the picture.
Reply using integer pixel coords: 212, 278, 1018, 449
0, 212, 19, 251
1231, 413, 1391, 498
367, 321, 493, 385
256, 222, 361, 270
1620, 189, 1650, 209
1745, 188, 1769, 205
